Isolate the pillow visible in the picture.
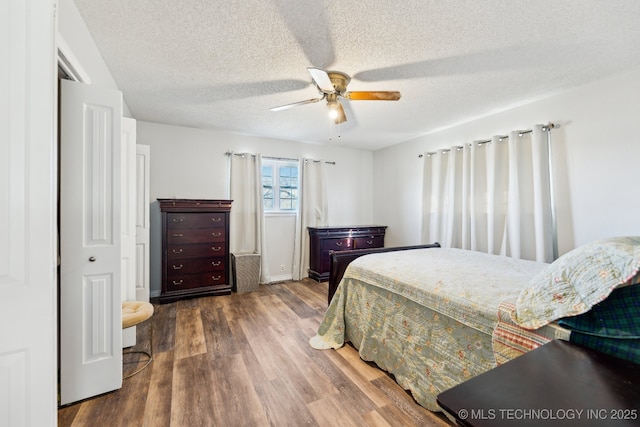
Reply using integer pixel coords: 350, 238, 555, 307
514, 236, 640, 329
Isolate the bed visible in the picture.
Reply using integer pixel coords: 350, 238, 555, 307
310, 237, 640, 413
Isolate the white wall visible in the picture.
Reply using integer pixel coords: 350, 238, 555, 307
264, 214, 297, 282
136, 121, 374, 294
58, 0, 131, 116
373, 68, 640, 256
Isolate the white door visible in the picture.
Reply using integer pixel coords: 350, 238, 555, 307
0, 0, 57, 425
135, 144, 151, 302
121, 118, 137, 347
59, 79, 123, 405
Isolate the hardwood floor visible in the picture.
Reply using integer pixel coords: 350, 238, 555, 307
58, 279, 452, 427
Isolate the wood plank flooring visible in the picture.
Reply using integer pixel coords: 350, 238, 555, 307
58, 279, 451, 427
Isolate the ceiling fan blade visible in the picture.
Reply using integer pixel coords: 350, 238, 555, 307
270, 97, 323, 111
344, 91, 401, 101
334, 101, 347, 124
307, 67, 335, 92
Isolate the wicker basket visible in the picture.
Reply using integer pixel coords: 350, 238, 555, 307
231, 253, 261, 293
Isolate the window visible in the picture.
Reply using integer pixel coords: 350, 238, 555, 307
262, 160, 298, 212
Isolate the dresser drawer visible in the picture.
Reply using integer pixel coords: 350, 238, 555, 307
167, 243, 226, 260
354, 236, 384, 249
165, 271, 227, 291
322, 238, 353, 251
167, 212, 226, 229
167, 228, 226, 244
166, 257, 225, 275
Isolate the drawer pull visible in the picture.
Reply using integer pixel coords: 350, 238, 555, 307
212, 246, 222, 252
211, 232, 222, 237
211, 275, 221, 281
172, 217, 184, 223
172, 264, 183, 270
172, 233, 184, 237
211, 217, 221, 222
172, 248, 183, 254
211, 261, 221, 267
335, 241, 343, 247
172, 280, 183, 286
366, 240, 373, 245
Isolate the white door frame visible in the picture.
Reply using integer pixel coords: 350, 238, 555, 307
57, 34, 91, 84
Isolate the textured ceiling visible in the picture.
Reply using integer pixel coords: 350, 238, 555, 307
73, 0, 640, 151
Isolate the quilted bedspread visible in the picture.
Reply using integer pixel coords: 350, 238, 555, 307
310, 248, 552, 411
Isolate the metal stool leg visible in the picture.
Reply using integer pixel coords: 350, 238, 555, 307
123, 316, 153, 379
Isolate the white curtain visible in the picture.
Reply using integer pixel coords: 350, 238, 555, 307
292, 159, 328, 280
229, 153, 270, 283
421, 124, 554, 262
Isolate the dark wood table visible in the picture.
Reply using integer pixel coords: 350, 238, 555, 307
436, 340, 640, 426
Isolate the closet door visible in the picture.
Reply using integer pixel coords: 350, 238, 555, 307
0, 1, 57, 424
59, 79, 123, 405
135, 144, 151, 301
121, 117, 137, 347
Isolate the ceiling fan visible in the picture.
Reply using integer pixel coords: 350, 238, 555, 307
270, 67, 401, 124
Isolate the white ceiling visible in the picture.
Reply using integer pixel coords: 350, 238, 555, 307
73, 0, 640, 151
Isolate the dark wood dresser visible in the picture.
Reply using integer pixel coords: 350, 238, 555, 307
308, 225, 387, 282
158, 199, 232, 303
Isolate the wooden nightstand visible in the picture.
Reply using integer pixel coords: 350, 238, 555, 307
437, 340, 640, 426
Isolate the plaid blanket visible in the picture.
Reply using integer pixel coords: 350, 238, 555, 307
558, 284, 640, 364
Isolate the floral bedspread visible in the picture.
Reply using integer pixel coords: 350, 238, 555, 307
309, 248, 548, 411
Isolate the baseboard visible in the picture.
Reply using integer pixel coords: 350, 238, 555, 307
268, 273, 293, 283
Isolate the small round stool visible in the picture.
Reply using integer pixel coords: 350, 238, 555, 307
122, 301, 154, 379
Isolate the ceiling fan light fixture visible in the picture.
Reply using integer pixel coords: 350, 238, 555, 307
271, 68, 400, 126
327, 99, 339, 119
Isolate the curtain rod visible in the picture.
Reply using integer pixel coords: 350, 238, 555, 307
418, 122, 555, 158
224, 151, 335, 165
